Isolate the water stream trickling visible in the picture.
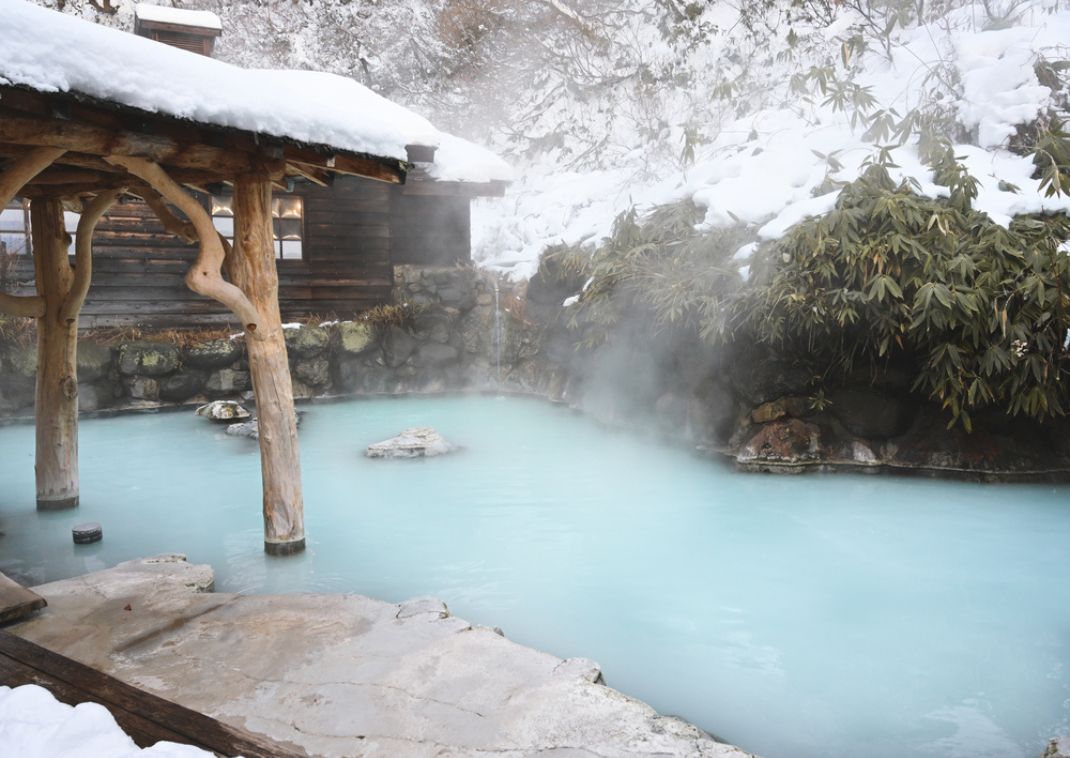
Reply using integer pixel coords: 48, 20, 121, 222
493, 280, 502, 386
0, 395, 1068, 758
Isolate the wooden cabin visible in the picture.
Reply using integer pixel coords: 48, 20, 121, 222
0, 4, 508, 330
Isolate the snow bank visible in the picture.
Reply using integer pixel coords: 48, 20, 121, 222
472, 0, 1070, 278
0, 684, 213, 757
135, 4, 221, 32
0, 0, 437, 162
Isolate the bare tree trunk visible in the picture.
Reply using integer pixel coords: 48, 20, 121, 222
231, 179, 305, 554
31, 198, 78, 510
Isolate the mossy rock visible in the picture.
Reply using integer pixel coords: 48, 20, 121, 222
183, 339, 242, 370
284, 325, 330, 359
118, 343, 180, 377
336, 321, 378, 356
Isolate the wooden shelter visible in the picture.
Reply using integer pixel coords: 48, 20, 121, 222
0, 1, 507, 555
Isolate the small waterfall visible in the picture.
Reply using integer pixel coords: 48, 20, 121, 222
493, 280, 502, 387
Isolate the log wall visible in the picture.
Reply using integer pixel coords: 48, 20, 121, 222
2, 176, 472, 329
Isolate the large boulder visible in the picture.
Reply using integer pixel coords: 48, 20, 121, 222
830, 386, 913, 440
125, 376, 159, 401
293, 356, 330, 387
412, 342, 459, 368
365, 427, 459, 459
205, 368, 250, 397
159, 370, 207, 403
76, 341, 113, 382
77, 382, 113, 413
737, 418, 823, 466
383, 325, 417, 368
183, 338, 242, 370
118, 342, 180, 377
284, 325, 329, 359
336, 321, 378, 356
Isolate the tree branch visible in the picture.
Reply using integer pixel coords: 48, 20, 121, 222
136, 187, 197, 243
0, 292, 44, 318
104, 155, 263, 335
62, 189, 122, 323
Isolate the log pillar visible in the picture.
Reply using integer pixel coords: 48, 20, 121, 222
231, 178, 306, 555
30, 198, 78, 510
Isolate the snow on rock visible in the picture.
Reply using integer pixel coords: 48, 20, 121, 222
134, 3, 221, 32
0, 684, 213, 757
0, 0, 437, 161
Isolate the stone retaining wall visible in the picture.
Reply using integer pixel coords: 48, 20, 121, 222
0, 265, 526, 417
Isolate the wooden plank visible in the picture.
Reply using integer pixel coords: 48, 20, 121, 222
0, 573, 46, 625
0, 632, 307, 757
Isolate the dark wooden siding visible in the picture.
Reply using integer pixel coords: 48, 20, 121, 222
389, 193, 471, 266
3, 176, 473, 329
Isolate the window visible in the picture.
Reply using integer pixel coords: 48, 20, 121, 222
0, 201, 80, 256
0, 200, 31, 256
211, 194, 304, 260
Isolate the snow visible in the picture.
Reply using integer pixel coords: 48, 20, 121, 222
0, 0, 509, 185
470, 0, 1070, 279
0, 684, 214, 757
135, 4, 221, 32
428, 132, 513, 183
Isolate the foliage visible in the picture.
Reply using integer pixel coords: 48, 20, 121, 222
545, 199, 751, 348
739, 161, 1070, 429
0, 315, 36, 348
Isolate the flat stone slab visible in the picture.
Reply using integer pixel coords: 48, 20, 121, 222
8, 555, 754, 758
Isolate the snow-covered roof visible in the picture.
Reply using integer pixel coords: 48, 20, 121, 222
428, 133, 514, 184
0, 1, 510, 186
135, 3, 222, 32
0, 0, 436, 163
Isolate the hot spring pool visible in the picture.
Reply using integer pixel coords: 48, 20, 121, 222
0, 395, 1068, 758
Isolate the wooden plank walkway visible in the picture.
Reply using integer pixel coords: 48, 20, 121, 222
0, 631, 307, 757
0, 572, 46, 624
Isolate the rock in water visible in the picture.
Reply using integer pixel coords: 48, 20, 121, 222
225, 411, 304, 440
195, 400, 250, 423
226, 419, 259, 439
365, 427, 458, 459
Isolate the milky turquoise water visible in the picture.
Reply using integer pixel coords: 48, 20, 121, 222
0, 395, 1068, 758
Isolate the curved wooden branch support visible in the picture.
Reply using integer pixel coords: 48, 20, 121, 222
0, 147, 66, 208
61, 189, 122, 323
138, 188, 196, 244
0, 147, 65, 319
104, 155, 263, 335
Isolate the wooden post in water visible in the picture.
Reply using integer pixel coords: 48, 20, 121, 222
29, 191, 118, 510
30, 198, 78, 509
231, 178, 305, 554
109, 155, 306, 555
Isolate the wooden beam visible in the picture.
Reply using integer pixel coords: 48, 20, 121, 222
0, 112, 264, 178
231, 178, 306, 555
0, 632, 305, 757
285, 162, 330, 188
